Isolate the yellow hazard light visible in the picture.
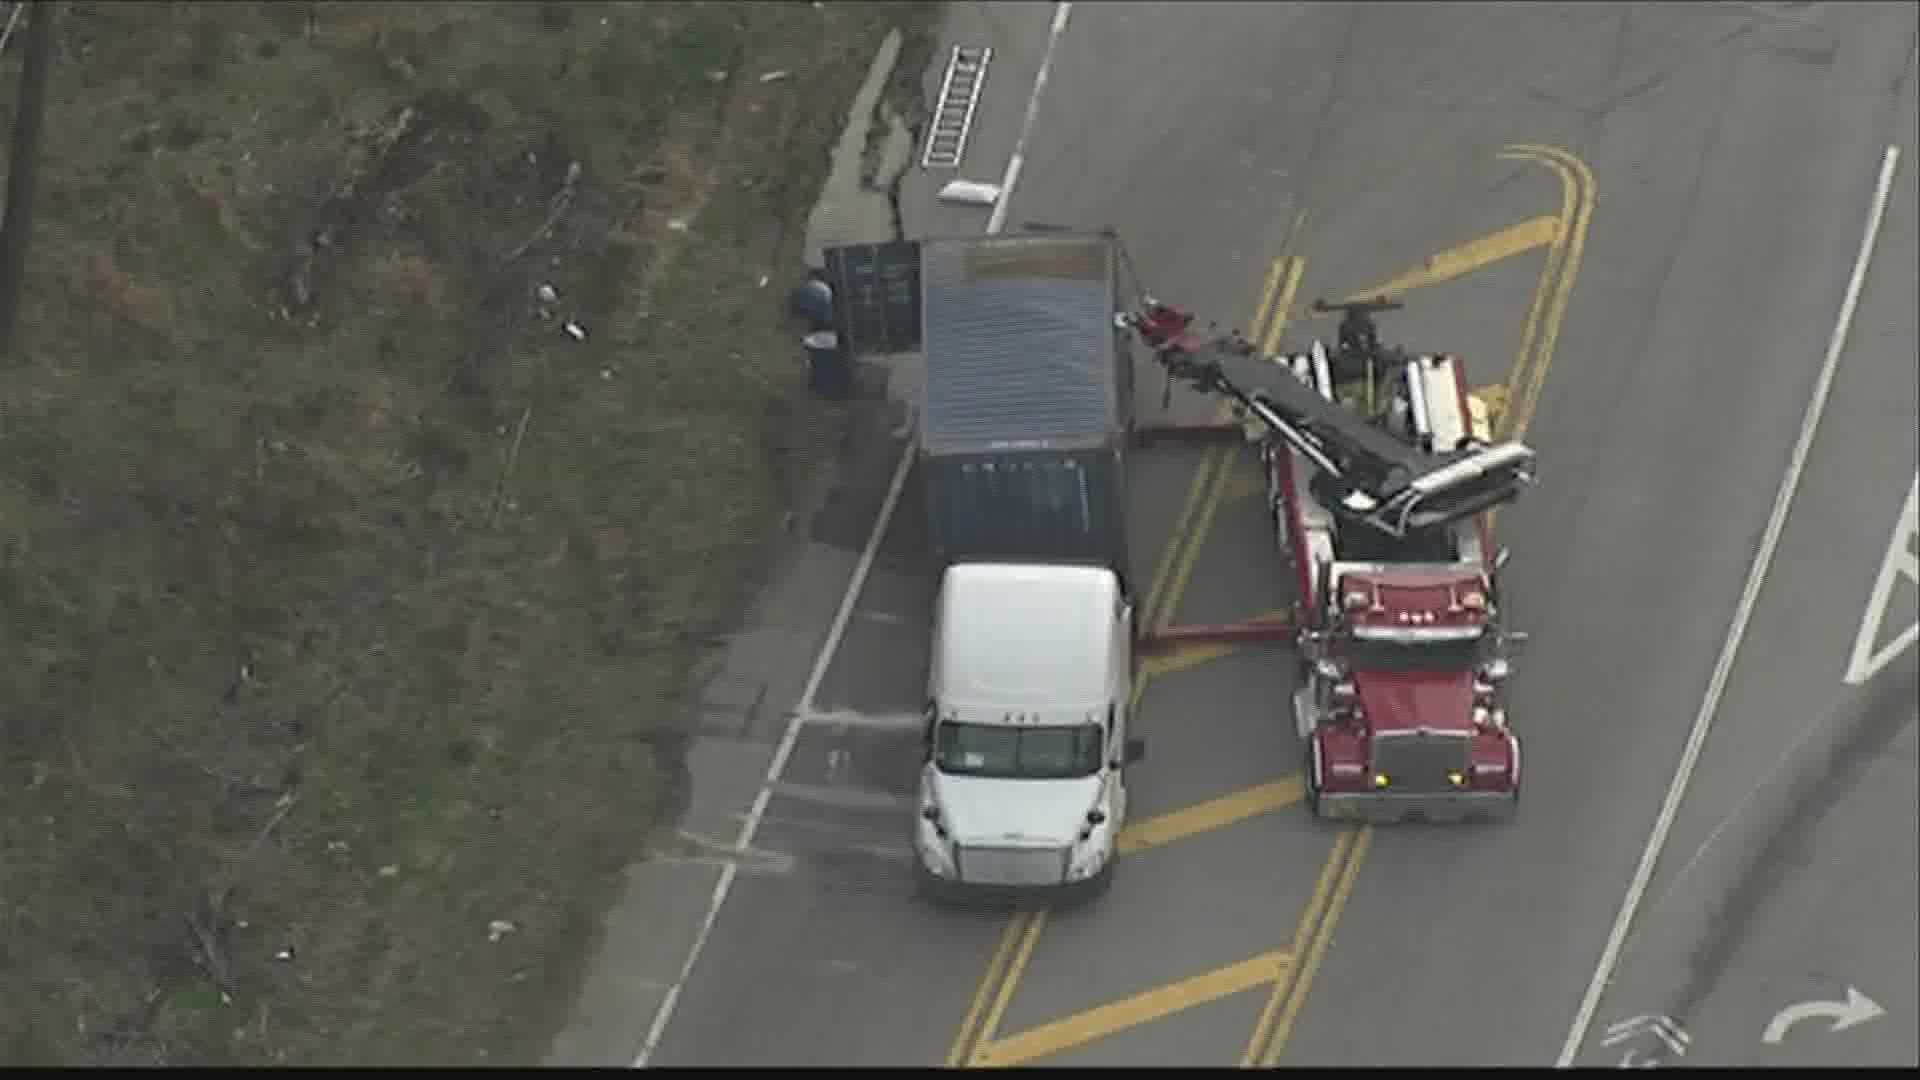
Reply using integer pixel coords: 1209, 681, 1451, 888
1372, 773, 1391, 789
1447, 770, 1466, 787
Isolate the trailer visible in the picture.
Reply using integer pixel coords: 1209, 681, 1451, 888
917, 232, 1137, 593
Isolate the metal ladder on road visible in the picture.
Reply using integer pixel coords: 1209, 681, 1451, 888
921, 46, 992, 169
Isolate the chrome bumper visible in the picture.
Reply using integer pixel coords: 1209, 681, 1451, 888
1317, 789, 1516, 824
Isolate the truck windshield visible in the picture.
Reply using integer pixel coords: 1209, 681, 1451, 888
1344, 636, 1483, 673
935, 722, 1103, 780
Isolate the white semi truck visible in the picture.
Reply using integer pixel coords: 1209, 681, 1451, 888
912, 563, 1145, 898
905, 232, 1145, 899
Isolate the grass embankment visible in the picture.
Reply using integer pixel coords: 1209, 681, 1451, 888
0, 1, 928, 1064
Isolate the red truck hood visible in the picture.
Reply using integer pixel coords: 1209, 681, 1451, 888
1351, 669, 1475, 733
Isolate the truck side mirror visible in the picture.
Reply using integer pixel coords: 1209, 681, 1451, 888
1122, 737, 1148, 766
1494, 546, 1512, 571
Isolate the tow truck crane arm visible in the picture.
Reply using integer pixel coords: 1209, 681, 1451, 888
1124, 296, 1537, 540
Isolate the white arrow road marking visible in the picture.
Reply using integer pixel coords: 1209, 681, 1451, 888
1602, 1015, 1691, 1057
1845, 472, 1920, 685
1763, 986, 1885, 1044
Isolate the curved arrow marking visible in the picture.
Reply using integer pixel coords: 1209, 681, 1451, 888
1762, 987, 1885, 1045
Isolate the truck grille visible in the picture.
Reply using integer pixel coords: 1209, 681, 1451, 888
1373, 731, 1473, 793
956, 844, 1069, 886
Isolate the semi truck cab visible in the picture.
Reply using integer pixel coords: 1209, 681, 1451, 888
914, 562, 1146, 899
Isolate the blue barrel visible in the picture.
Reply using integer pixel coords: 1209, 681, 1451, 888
802, 330, 853, 400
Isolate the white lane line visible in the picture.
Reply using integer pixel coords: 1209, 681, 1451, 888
984, 1, 1073, 235
632, 3, 1076, 1067
1555, 143, 1903, 1067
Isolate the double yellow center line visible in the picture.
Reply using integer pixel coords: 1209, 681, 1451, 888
944, 248, 1307, 1070
1250, 145, 1596, 1066
1239, 828, 1370, 1065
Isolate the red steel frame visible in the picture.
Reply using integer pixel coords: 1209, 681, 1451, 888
1129, 420, 1298, 656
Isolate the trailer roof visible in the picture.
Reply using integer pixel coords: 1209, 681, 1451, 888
919, 233, 1123, 455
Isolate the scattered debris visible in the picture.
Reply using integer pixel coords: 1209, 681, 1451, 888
759, 69, 790, 83
487, 406, 536, 529
666, 218, 691, 232
506, 161, 584, 262
705, 68, 729, 83
487, 919, 517, 943
377, 864, 399, 878
563, 321, 588, 341
535, 283, 558, 304
274, 945, 296, 962
282, 104, 420, 316
938, 178, 1002, 207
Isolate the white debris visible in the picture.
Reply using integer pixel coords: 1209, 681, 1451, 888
274, 946, 296, 962
487, 919, 517, 943
666, 218, 690, 232
757, 274, 770, 288
535, 283, 558, 304
563, 321, 588, 341
938, 179, 1002, 207
759, 69, 790, 84
377, 864, 399, 878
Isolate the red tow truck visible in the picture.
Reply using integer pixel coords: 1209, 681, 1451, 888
1124, 296, 1535, 823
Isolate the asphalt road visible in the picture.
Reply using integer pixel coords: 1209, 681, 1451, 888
1269, 1, 1920, 1068
645, 0, 1920, 1068
1566, 57, 1919, 1068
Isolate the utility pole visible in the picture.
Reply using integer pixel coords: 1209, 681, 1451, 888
0, 1, 57, 355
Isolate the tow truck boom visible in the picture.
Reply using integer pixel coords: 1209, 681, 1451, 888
1126, 298, 1537, 539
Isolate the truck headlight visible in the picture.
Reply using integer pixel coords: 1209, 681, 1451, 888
1372, 772, 1391, 789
